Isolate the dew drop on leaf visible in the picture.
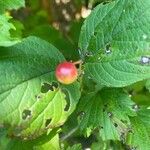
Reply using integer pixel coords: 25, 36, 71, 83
105, 49, 111, 54
129, 94, 132, 98
140, 56, 150, 64
143, 34, 147, 40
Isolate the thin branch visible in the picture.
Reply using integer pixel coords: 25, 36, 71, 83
60, 126, 79, 142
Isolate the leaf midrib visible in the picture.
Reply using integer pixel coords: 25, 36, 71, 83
0, 70, 55, 95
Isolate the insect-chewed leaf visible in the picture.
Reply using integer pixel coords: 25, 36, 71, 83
77, 89, 136, 141
79, 0, 150, 87
0, 128, 60, 150
0, 36, 80, 139
126, 109, 150, 150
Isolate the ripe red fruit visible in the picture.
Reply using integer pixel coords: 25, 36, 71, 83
55, 61, 78, 84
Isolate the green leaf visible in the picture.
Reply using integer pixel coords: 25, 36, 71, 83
91, 140, 124, 150
66, 144, 82, 150
0, 14, 20, 47
0, 128, 60, 150
0, 36, 80, 139
132, 93, 150, 106
10, 19, 24, 39
33, 134, 60, 150
91, 142, 104, 150
0, 0, 25, 13
126, 81, 150, 106
77, 89, 136, 141
79, 0, 150, 87
102, 89, 137, 122
126, 109, 150, 150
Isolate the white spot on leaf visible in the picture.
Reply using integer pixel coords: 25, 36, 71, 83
141, 56, 150, 64
143, 34, 147, 39
105, 49, 111, 54
88, 76, 91, 79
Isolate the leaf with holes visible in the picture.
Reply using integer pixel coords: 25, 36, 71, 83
0, 14, 20, 47
0, 36, 80, 139
126, 109, 150, 150
77, 89, 136, 141
0, 128, 60, 150
79, 0, 150, 87
0, 0, 25, 13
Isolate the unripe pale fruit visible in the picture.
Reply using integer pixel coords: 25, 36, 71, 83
55, 61, 78, 84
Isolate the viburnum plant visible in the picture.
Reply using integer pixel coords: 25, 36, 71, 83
0, 0, 150, 149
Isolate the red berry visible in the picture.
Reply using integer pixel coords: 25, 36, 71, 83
55, 61, 78, 84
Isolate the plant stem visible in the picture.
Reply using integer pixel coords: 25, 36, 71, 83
60, 126, 79, 142
73, 60, 83, 65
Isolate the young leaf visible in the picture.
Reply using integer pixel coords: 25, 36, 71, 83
0, 14, 20, 47
126, 109, 150, 150
0, 0, 25, 13
0, 36, 80, 139
79, 0, 150, 87
77, 89, 136, 141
